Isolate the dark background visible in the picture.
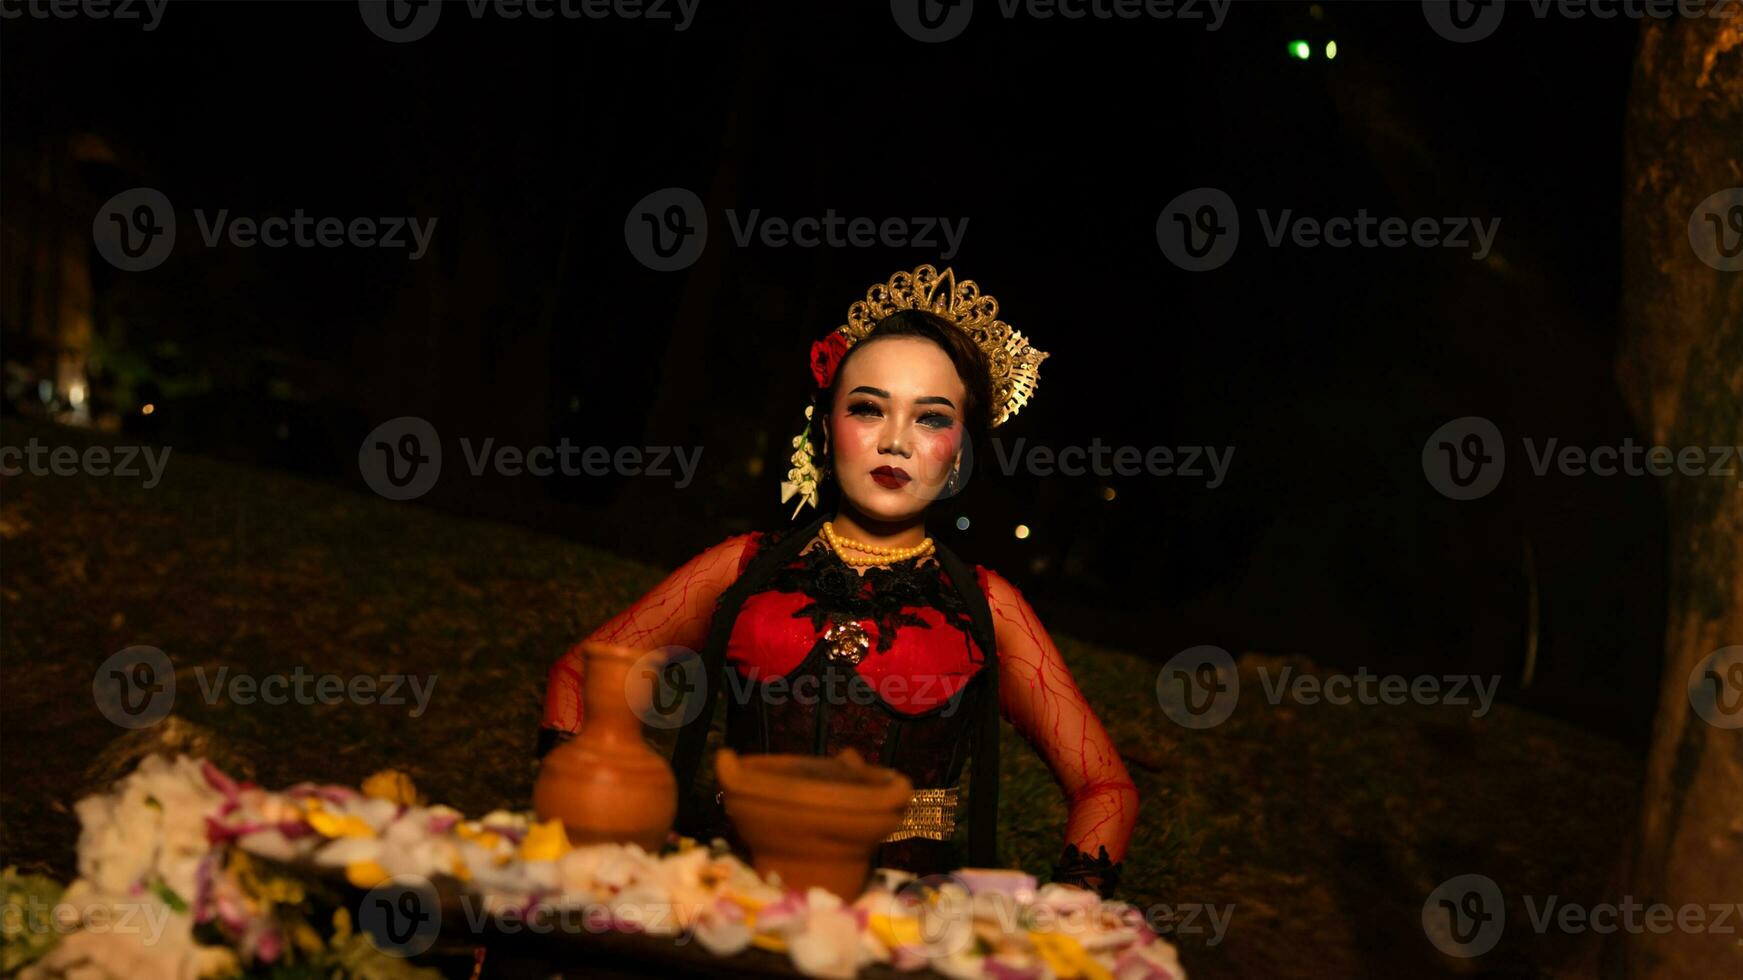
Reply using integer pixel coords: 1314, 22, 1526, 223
2, 1, 1662, 743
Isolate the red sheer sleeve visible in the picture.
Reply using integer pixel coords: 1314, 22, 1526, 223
982, 566, 1139, 879
540, 532, 760, 734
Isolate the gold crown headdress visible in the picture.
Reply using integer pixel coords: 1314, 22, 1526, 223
782, 265, 1049, 515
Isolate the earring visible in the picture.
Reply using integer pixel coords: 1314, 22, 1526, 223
780, 404, 822, 517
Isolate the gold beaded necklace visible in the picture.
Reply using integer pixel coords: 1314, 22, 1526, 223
821, 521, 935, 567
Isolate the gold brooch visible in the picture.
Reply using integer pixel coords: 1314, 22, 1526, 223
823, 619, 870, 666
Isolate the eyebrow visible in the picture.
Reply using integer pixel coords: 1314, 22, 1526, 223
848, 386, 958, 410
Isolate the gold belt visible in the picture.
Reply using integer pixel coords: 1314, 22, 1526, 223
884, 787, 960, 843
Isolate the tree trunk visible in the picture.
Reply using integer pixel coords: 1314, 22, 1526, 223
1616, 12, 1743, 979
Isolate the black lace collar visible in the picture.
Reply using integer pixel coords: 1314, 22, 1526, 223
761, 540, 976, 655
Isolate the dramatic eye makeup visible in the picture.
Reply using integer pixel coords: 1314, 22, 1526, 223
843, 386, 957, 429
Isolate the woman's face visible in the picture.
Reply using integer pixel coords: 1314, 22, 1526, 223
825, 335, 967, 524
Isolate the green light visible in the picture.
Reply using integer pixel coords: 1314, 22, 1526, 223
1289, 40, 1311, 60
1326, 40, 1338, 60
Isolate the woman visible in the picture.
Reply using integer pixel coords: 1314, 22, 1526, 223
540, 266, 1137, 894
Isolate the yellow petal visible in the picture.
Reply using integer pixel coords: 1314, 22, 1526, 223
195, 949, 240, 979
518, 819, 572, 862
291, 921, 324, 955
751, 933, 788, 954
454, 823, 504, 850
725, 893, 766, 916
361, 769, 421, 806
449, 854, 472, 882
307, 807, 376, 839
868, 913, 922, 948
345, 861, 390, 889
1029, 932, 1112, 980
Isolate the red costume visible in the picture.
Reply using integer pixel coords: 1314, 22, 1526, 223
541, 524, 1138, 891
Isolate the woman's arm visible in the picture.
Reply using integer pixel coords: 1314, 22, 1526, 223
540, 533, 758, 739
984, 568, 1139, 894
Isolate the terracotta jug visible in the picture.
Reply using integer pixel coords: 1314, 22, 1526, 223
716, 748, 914, 900
533, 642, 676, 852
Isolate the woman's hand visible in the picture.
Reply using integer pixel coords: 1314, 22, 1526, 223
984, 568, 1139, 891
540, 533, 759, 737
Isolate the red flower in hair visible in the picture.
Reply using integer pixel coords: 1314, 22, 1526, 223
810, 331, 852, 389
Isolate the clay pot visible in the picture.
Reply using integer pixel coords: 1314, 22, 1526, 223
716, 747, 913, 900
533, 642, 676, 852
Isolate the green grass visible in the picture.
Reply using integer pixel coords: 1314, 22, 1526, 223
0, 420, 1640, 978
